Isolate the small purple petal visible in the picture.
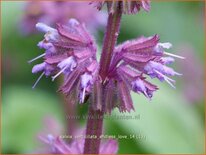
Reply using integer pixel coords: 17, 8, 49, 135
80, 73, 93, 103
132, 78, 146, 93
37, 41, 54, 51
153, 42, 172, 54
32, 62, 46, 73
37, 42, 57, 57
36, 23, 56, 33
36, 23, 59, 41
81, 73, 93, 88
57, 57, 77, 71
161, 57, 175, 65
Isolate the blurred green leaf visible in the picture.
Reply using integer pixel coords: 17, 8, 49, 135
106, 85, 204, 154
2, 86, 64, 153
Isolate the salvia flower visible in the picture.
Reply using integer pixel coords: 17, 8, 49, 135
29, 19, 183, 113
39, 134, 118, 154
100, 35, 184, 113
29, 19, 98, 104
92, 0, 150, 14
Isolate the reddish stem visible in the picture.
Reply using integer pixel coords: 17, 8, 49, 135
99, 6, 122, 81
83, 107, 104, 154
83, 4, 122, 154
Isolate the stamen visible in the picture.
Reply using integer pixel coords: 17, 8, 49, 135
32, 72, 45, 89
154, 70, 176, 88
143, 91, 149, 99
163, 77, 176, 89
164, 52, 185, 59
81, 88, 86, 103
174, 71, 183, 76
28, 53, 46, 64
155, 70, 175, 82
51, 67, 67, 81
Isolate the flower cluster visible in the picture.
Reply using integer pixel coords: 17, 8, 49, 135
21, 1, 106, 34
30, 19, 99, 104
102, 35, 184, 113
92, 0, 150, 14
30, 19, 183, 113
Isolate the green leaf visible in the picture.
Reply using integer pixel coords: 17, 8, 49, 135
106, 85, 204, 154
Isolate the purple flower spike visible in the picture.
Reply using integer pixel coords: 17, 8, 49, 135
161, 57, 175, 65
29, 19, 182, 113
92, 0, 151, 14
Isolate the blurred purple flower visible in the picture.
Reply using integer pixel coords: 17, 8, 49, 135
36, 116, 118, 154
29, 19, 183, 113
92, 0, 150, 14
38, 121, 118, 154
39, 134, 118, 154
21, 2, 58, 35
21, 1, 107, 35
176, 44, 204, 103
38, 116, 63, 138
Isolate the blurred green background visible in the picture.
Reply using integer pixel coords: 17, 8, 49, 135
1, 1, 205, 154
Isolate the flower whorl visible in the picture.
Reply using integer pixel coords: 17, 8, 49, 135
100, 35, 183, 113
30, 19, 99, 104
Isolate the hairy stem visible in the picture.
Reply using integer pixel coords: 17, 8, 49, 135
99, 5, 122, 81
83, 106, 104, 154
84, 4, 122, 154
